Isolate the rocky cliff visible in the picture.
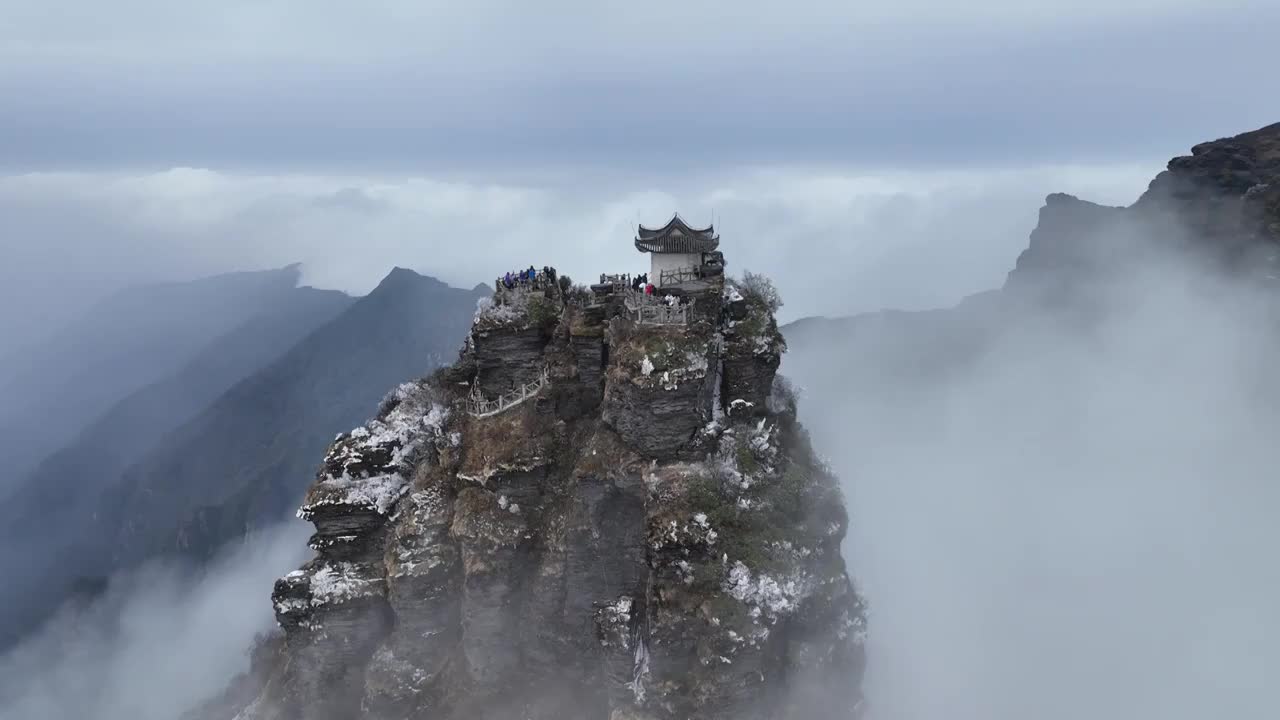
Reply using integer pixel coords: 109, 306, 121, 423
194, 269, 865, 720
1006, 121, 1280, 301
786, 122, 1280, 418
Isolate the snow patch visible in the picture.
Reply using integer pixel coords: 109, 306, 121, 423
497, 494, 521, 514
724, 561, 810, 620
300, 385, 450, 518
309, 562, 382, 605
837, 608, 870, 646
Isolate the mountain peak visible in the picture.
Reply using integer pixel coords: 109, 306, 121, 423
1006, 120, 1280, 299
368, 266, 451, 296
195, 258, 864, 720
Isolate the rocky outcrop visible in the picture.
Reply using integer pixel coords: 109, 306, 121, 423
1004, 193, 1131, 300
1138, 123, 1280, 233
197, 270, 865, 720
264, 381, 452, 720
721, 284, 787, 418
470, 288, 560, 396
1006, 122, 1280, 298
600, 313, 719, 460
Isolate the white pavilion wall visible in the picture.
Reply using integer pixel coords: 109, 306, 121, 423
650, 252, 701, 285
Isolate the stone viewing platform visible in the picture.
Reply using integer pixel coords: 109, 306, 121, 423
624, 289, 691, 326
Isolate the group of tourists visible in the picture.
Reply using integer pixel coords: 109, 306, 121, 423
599, 272, 651, 294
630, 273, 653, 294
497, 265, 557, 291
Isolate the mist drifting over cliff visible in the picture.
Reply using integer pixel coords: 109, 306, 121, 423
5, 226, 1278, 720
4, 0, 1280, 715
0, 522, 309, 720
786, 236, 1280, 719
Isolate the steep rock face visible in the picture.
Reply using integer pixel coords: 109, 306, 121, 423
100, 268, 485, 572
600, 315, 719, 461
470, 288, 561, 396
1006, 122, 1280, 297
1137, 122, 1280, 249
720, 285, 787, 418
202, 271, 865, 720
1004, 193, 1131, 300
786, 123, 1280, 388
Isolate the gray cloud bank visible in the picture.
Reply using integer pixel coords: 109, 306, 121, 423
0, 521, 310, 720
1, 1, 1278, 172
786, 247, 1280, 718
0, 162, 1153, 351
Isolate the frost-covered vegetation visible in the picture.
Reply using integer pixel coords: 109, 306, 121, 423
725, 274, 787, 357
299, 381, 450, 518
738, 270, 783, 314
617, 329, 712, 390
673, 414, 845, 606
473, 287, 561, 331
307, 561, 381, 604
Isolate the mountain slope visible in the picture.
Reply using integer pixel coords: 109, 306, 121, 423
1, 286, 353, 537
0, 265, 309, 487
192, 265, 863, 720
0, 284, 353, 651
102, 268, 488, 568
787, 121, 1280, 364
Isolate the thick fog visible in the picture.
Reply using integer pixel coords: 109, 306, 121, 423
0, 521, 310, 720
785, 246, 1280, 718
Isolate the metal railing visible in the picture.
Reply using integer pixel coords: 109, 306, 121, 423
465, 368, 550, 418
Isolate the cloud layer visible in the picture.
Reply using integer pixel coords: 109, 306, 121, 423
2, 1, 1278, 171
786, 252, 1280, 719
0, 162, 1154, 348
0, 521, 311, 720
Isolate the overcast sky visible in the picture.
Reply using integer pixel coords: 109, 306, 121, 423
2, 0, 1278, 342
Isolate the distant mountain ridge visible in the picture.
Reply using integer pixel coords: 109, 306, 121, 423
0, 265, 311, 488
785, 121, 1280, 360
1, 285, 353, 539
0, 266, 485, 653
0, 275, 352, 651
102, 267, 487, 567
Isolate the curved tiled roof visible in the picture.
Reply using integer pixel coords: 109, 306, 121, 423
635, 214, 720, 253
